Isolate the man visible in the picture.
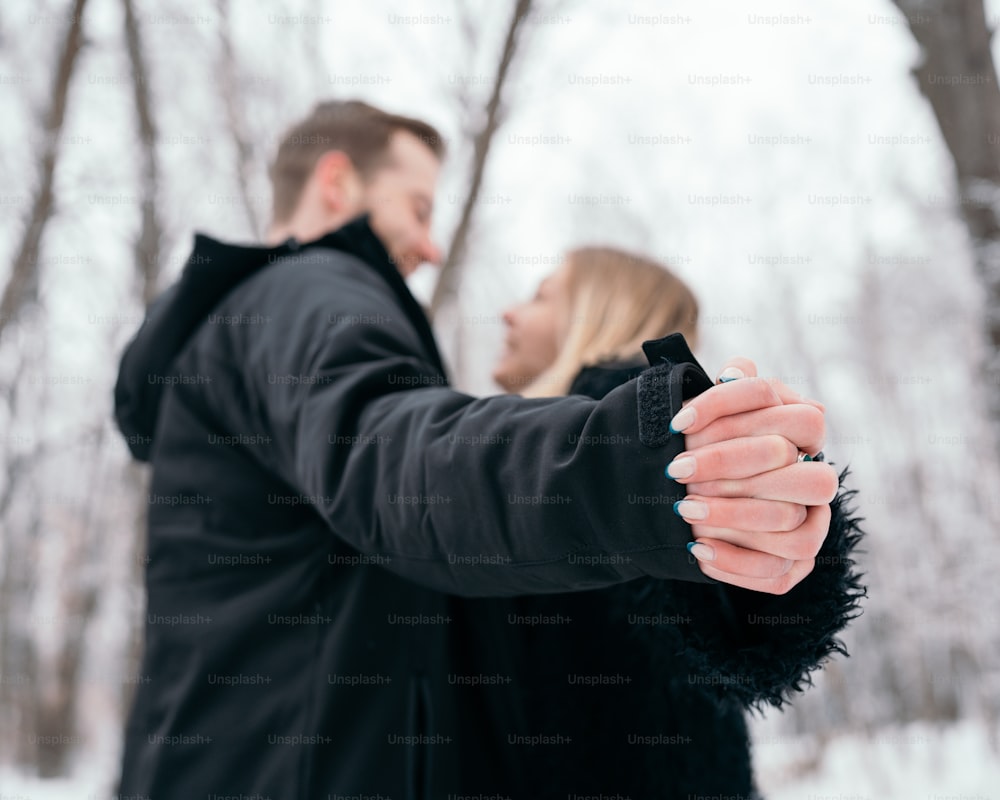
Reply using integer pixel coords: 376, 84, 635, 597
114, 100, 838, 798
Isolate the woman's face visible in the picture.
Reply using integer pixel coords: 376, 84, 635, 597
492, 263, 572, 392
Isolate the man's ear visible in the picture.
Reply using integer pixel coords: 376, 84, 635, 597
314, 150, 364, 215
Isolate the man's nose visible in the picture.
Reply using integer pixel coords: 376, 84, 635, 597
420, 237, 443, 267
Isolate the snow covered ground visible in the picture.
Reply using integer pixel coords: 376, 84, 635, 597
754, 718, 1000, 799
1, 719, 997, 799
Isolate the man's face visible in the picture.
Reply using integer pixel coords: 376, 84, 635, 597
360, 131, 442, 276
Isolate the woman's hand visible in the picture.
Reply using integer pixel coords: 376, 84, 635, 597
667, 358, 838, 594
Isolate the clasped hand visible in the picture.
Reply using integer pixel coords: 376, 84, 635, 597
667, 358, 838, 595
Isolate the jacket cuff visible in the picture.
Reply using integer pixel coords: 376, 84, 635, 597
625, 334, 717, 584
636, 333, 714, 448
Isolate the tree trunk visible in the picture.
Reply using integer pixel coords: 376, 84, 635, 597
0, 0, 89, 342
430, 0, 536, 318
123, 0, 164, 305
217, 0, 264, 239
890, 0, 1000, 436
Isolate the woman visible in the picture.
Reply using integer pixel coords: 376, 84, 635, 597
494, 246, 699, 398
493, 247, 864, 798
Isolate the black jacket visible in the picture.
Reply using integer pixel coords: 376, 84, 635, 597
114, 217, 724, 799
114, 217, 864, 799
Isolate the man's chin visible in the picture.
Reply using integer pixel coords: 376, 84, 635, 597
490, 368, 508, 392
392, 254, 422, 277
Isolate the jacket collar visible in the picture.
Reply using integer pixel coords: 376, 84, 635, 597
299, 215, 446, 376
114, 215, 446, 462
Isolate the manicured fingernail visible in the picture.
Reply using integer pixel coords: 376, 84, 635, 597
668, 406, 696, 433
674, 499, 708, 520
665, 456, 696, 479
718, 367, 745, 383
687, 541, 715, 562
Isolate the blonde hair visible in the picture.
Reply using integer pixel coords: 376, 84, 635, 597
522, 247, 698, 398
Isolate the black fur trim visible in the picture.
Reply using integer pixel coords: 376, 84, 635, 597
618, 467, 867, 711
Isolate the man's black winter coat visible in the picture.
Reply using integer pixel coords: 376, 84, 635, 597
114, 217, 864, 799
115, 217, 715, 798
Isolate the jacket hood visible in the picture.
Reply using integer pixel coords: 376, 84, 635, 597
113, 215, 442, 462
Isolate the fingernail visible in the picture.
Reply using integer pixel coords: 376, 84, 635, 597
668, 406, 696, 433
718, 367, 745, 383
686, 541, 715, 562
674, 499, 708, 520
665, 456, 696, 479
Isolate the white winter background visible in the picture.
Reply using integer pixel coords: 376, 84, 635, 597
1, 0, 1000, 797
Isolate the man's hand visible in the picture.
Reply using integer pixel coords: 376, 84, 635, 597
666, 358, 838, 594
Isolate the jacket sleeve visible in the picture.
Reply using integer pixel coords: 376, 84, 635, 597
235, 255, 714, 597
571, 346, 867, 710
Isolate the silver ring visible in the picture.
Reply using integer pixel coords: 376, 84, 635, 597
797, 451, 825, 463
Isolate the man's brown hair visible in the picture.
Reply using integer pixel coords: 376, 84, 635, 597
269, 99, 446, 223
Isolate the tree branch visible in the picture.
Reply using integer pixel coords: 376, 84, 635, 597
122, 0, 163, 306
0, 0, 89, 342
430, 0, 536, 317
890, 0, 1000, 430
216, 0, 263, 239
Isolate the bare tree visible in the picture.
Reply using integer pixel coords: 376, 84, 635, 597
890, 0, 1000, 440
118, 0, 166, 758
122, 0, 164, 306
216, 0, 264, 239
34, 484, 102, 778
0, 0, 89, 343
0, 0, 90, 770
430, 0, 537, 317
0, 346, 36, 763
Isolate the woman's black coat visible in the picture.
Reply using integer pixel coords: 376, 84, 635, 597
510, 362, 865, 799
